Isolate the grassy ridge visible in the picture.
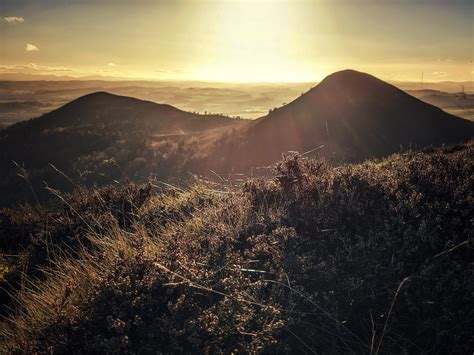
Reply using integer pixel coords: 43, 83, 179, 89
0, 143, 472, 353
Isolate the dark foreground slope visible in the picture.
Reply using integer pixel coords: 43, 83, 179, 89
0, 92, 246, 207
1, 143, 472, 353
209, 70, 474, 172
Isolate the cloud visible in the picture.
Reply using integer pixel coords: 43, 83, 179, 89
108, 62, 118, 67
4, 16, 24, 24
27, 63, 74, 72
0, 63, 76, 73
433, 71, 448, 77
26, 43, 39, 52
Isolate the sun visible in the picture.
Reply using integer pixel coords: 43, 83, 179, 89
193, 1, 315, 82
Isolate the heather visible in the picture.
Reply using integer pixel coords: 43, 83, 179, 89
0, 143, 472, 353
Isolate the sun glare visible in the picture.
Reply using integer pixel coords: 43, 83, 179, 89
194, 1, 315, 82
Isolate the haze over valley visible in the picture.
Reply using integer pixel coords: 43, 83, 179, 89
1, 79, 473, 127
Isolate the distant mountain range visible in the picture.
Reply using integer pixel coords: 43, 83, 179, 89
408, 89, 474, 110
0, 70, 472, 207
2, 71, 473, 92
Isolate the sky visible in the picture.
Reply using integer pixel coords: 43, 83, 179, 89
1, 0, 473, 82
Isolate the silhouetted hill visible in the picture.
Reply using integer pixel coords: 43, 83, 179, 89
8, 91, 239, 132
2, 72, 473, 207
0, 92, 246, 207
209, 70, 474, 172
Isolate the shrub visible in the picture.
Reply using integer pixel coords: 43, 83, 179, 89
1, 143, 472, 353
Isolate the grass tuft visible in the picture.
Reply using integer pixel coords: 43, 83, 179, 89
0, 142, 472, 353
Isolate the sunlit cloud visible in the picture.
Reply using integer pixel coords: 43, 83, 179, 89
108, 62, 118, 67
0, 63, 76, 73
433, 71, 448, 77
4, 16, 24, 24
26, 44, 39, 52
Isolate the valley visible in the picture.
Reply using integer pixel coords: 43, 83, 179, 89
1, 78, 473, 128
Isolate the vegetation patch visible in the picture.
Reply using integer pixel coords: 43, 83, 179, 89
0, 143, 472, 353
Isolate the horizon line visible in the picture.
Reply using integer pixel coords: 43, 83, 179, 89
1, 74, 473, 85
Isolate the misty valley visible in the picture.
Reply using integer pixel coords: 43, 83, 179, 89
1, 79, 473, 129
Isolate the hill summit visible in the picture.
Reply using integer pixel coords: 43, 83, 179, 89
15, 91, 237, 130
0, 92, 245, 206
209, 70, 474, 171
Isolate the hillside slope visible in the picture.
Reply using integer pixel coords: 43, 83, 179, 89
1, 143, 472, 353
3, 72, 473, 207
209, 70, 474, 172
0, 92, 247, 207
13, 91, 240, 132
